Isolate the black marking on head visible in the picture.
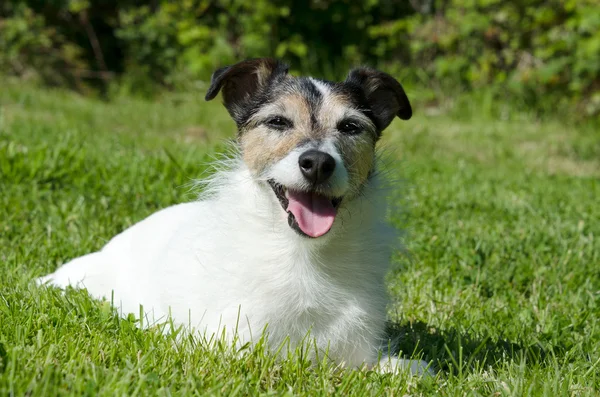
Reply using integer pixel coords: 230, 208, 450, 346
205, 59, 411, 139
344, 67, 412, 131
310, 111, 318, 130
299, 78, 323, 131
236, 89, 279, 128
331, 83, 381, 137
205, 58, 289, 128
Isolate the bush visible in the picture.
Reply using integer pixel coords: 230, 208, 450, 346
0, 2, 87, 88
0, 0, 598, 116
380, 0, 600, 116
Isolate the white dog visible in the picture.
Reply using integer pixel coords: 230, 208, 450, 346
39, 58, 431, 375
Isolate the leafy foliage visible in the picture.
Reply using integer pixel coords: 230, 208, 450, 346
389, 0, 600, 116
0, 0, 598, 115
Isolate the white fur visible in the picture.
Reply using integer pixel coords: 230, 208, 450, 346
309, 77, 331, 96
38, 156, 432, 376
266, 140, 349, 197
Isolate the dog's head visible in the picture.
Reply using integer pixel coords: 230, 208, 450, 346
205, 58, 411, 238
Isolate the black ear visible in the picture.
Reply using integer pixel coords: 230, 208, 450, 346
345, 67, 412, 130
205, 58, 289, 123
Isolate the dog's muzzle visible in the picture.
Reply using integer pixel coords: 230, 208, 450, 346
268, 149, 342, 238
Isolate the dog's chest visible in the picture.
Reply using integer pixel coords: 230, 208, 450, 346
158, 200, 391, 347
236, 250, 388, 344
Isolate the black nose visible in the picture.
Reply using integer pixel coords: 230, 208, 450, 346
298, 150, 336, 184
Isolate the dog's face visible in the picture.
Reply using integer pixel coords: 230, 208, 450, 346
206, 58, 411, 238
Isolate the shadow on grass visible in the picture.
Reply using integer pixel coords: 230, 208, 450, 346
385, 321, 552, 375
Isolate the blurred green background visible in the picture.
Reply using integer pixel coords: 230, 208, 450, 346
1, 0, 599, 118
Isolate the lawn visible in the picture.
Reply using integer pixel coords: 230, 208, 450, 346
1, 80, 599, 395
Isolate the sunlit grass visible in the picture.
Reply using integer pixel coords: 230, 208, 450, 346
1, 81, 599, 395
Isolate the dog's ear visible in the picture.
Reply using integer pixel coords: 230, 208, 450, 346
205, 58, 289, 122
345, 67, 412, 130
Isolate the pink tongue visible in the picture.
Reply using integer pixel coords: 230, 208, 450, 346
286, 191, 336, 237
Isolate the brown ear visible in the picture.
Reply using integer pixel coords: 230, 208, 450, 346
205, 58, 289, 124
345, 67, 412, 130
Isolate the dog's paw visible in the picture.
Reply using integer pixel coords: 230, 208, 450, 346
375, 356, 435, 377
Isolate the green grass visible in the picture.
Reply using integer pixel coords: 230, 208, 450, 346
1, 79, 599, 395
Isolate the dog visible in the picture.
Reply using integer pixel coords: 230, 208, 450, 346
38, 58, 431, 376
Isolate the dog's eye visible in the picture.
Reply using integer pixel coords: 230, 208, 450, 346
265, 116, 292, 130
337, 120, 361, 135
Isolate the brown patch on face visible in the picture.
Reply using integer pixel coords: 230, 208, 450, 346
240, 126, 309, 174
317, 92, 378, 194
316, 93, 349, 127
239, 92, 327, 175
318, 92, 378, 140
336, 131, 376, 194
